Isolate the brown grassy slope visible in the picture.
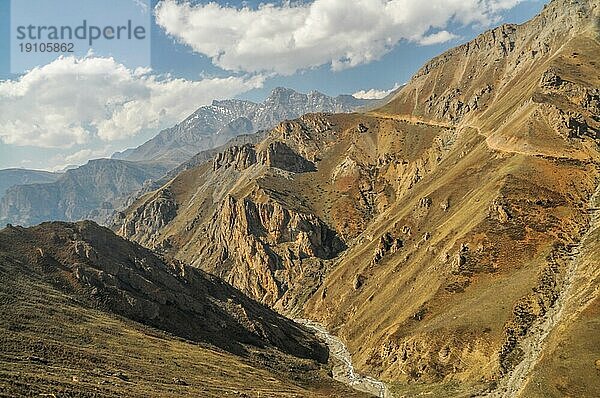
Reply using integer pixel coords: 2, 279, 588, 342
303, 0, 600, 394
0, 222, 365, 397
516, 190, 600, 398
0, 259, 355, 398
303, 124, 597, 388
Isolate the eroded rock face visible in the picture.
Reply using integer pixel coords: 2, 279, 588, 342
212, 195, 345, 305
118, 188, 178, 245
259, 142, 316, 173
368, 329, 497, 383
116, 115, 352, 310
372, 233, 403, 266
118, 113, 459, 314
272, 115, 337, 162
422, 85, 493, 123
213, 144, 257, 171
534, 68, 600, 140
539, 68, 564, 89
211, 138, 318, 174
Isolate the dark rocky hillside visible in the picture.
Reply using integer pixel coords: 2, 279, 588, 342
0, 221, 365, 397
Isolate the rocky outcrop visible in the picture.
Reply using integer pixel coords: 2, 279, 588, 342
273, 115, 337, 161
213, 144, 257, 171
259, 142, 316, 173
117, 188, 178, 244
367, 329, 496, 383
534, 67, 600, 140
422, 85, 493, 123
539, 68, 564, 89
211, 195, 345, 305
115, 114, 354, 310
371, 232, 403, 265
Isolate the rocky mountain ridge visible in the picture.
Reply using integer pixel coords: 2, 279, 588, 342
115, 87, 374, 166
0, 88, 371, 229
0, 221, 326, 357
380, 0, 599, 156
0, 159, 167, 227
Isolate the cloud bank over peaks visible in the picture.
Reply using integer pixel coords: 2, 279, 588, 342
0, 55, 264, 148
155, 0, 526, 75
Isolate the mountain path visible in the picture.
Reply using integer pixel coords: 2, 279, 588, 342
364, 112, 454, 129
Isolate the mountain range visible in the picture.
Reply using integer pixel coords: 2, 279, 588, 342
1, 0, 599, 397
0, 88, 373, 227
0, 159, 168, 227
113, 87, 374, 167
114, 0, 600, 396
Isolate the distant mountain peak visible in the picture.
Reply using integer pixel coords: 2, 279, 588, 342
118, 87, 376, 166
265, 86, 300, 101
270, 86, 297, 95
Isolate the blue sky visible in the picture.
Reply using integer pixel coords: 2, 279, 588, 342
0, 0, 547, 171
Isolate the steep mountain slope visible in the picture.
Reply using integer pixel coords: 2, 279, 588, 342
304, 1, 600, 394
115, 113, 453, 309
516, 187, 600, 398
379, 0, 599, 157
0, 221, 365, 397
116, 0, 599, 396
0, 168, 60, 199
0, 159, 167, 227
116, 87, 374, 166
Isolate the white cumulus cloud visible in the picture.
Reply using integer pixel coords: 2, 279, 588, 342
353, 83, 404, 100
418, 30, 460, 45
0, 55, 264, 148
155, 0, 525, 75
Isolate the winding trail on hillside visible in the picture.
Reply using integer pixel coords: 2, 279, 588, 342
366, 111, 597, 165
365, 112, 454, 129
295, 319, 393, 398
482, 179, 600, 397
